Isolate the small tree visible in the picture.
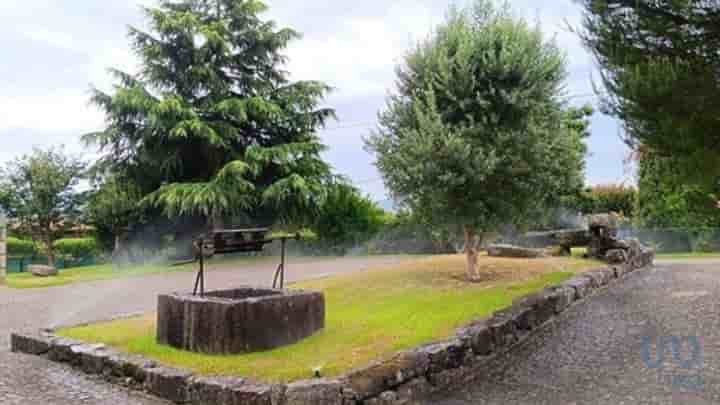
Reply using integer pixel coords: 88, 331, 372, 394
0, 148, 85, 267
367, 1, 588, 279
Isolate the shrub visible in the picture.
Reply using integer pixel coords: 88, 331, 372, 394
570, 184, 637, 217
54, 238, 100, 259
7, 237, 37, 257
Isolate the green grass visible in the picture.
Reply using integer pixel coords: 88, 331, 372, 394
6, 254, 277, 289
59, 254, 598, 382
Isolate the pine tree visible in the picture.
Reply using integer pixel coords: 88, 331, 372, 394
576, 0, 720, 186
86, 0, 335, 228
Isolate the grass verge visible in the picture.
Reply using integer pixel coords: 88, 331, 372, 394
59, 254, 600, 382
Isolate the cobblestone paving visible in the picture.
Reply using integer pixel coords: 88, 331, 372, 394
0, 256, 412, 405
424, 260, 720, 405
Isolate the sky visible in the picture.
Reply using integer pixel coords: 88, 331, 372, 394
0, 0, 633, 202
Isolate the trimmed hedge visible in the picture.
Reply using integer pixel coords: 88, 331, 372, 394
54, 238, 100, 259
7, 237, 37, 256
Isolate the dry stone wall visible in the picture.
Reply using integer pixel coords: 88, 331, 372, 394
11, 249, 655, 405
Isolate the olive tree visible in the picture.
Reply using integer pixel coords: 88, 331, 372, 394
366, 1, 588, 279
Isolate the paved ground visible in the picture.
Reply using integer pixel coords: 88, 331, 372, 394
3, 258, 720, 404
0, 255, 413, 405
423, 260, 720, 405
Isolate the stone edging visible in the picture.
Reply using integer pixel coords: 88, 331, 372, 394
11, 250, 654, 405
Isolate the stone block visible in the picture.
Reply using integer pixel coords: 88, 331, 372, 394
544, 286, 575, 314
144, 366, 193, 403
487, 312, 518, 349
188, 376, 278, 405
516, 292, 555, 327
457, 321, 494, 356
417, 338, 468, 374
47, 337, 82, 363
605, 249, 627, 264
395, 377, 434, 404
10, 333, 53, 355
284, 379, 344, 405
582, 269, 611, 288
487, 244, 547, 258
28, 265, 58, 277
71, 344, 109, 374
561, 276, 592, 300
344, 350, 429, 400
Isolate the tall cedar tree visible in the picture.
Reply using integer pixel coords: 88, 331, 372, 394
86, 0, 335, 229
576, 0, 720, 187
367, 1, 589, 279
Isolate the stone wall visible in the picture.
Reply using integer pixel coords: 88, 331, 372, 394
11, 249, 655, 405
0, 216, 6, 285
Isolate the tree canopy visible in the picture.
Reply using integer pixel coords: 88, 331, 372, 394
85, 0, 335, 229
576, 0, 720, 185
0, 148, 85, 266
636, 149, 720, 229
366, 0, 589, 278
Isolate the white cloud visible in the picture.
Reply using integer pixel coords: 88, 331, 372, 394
0, 90, 104, 133
22, 27, 77, 52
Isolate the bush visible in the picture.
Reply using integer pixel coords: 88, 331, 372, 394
7, 237, 37, 257
570, 184, 637, 217
54, 238, 100, 259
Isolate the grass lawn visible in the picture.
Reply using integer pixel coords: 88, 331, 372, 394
59, 254, 601, 382
6, 254, 280, 289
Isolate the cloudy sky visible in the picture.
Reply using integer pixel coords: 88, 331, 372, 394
0, 0, 632, 201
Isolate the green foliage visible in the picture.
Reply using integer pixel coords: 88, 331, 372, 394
571, 184, 637, 217
367, 0, 588, 240
54, 238, 100, 259
86, 0, 334, 228
636, 150, 720, 228
0, 147, 85, 265
577, 0, 720, 186
313, 181, 388, 244
7, 237, 37, 257
85, 177, 143, 252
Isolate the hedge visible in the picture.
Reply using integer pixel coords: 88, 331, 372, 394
7, 237, 37, 256
54, 238, 100, 259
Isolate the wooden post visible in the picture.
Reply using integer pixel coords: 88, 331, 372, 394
0, 214, 6, 285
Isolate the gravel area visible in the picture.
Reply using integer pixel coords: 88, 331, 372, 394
423, 261, 720, 405
0, 255, 413, 405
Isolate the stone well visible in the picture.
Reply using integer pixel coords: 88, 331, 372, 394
157, 287, 325, 354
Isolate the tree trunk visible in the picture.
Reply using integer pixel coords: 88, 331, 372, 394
45, 235, 56, 268
464, 226, 481, 280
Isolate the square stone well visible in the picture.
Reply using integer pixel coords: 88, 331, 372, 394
157, 287, 325, 354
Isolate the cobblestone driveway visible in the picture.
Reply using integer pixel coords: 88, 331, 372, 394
424, 260, 720, 405
0, 256, 412, 405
